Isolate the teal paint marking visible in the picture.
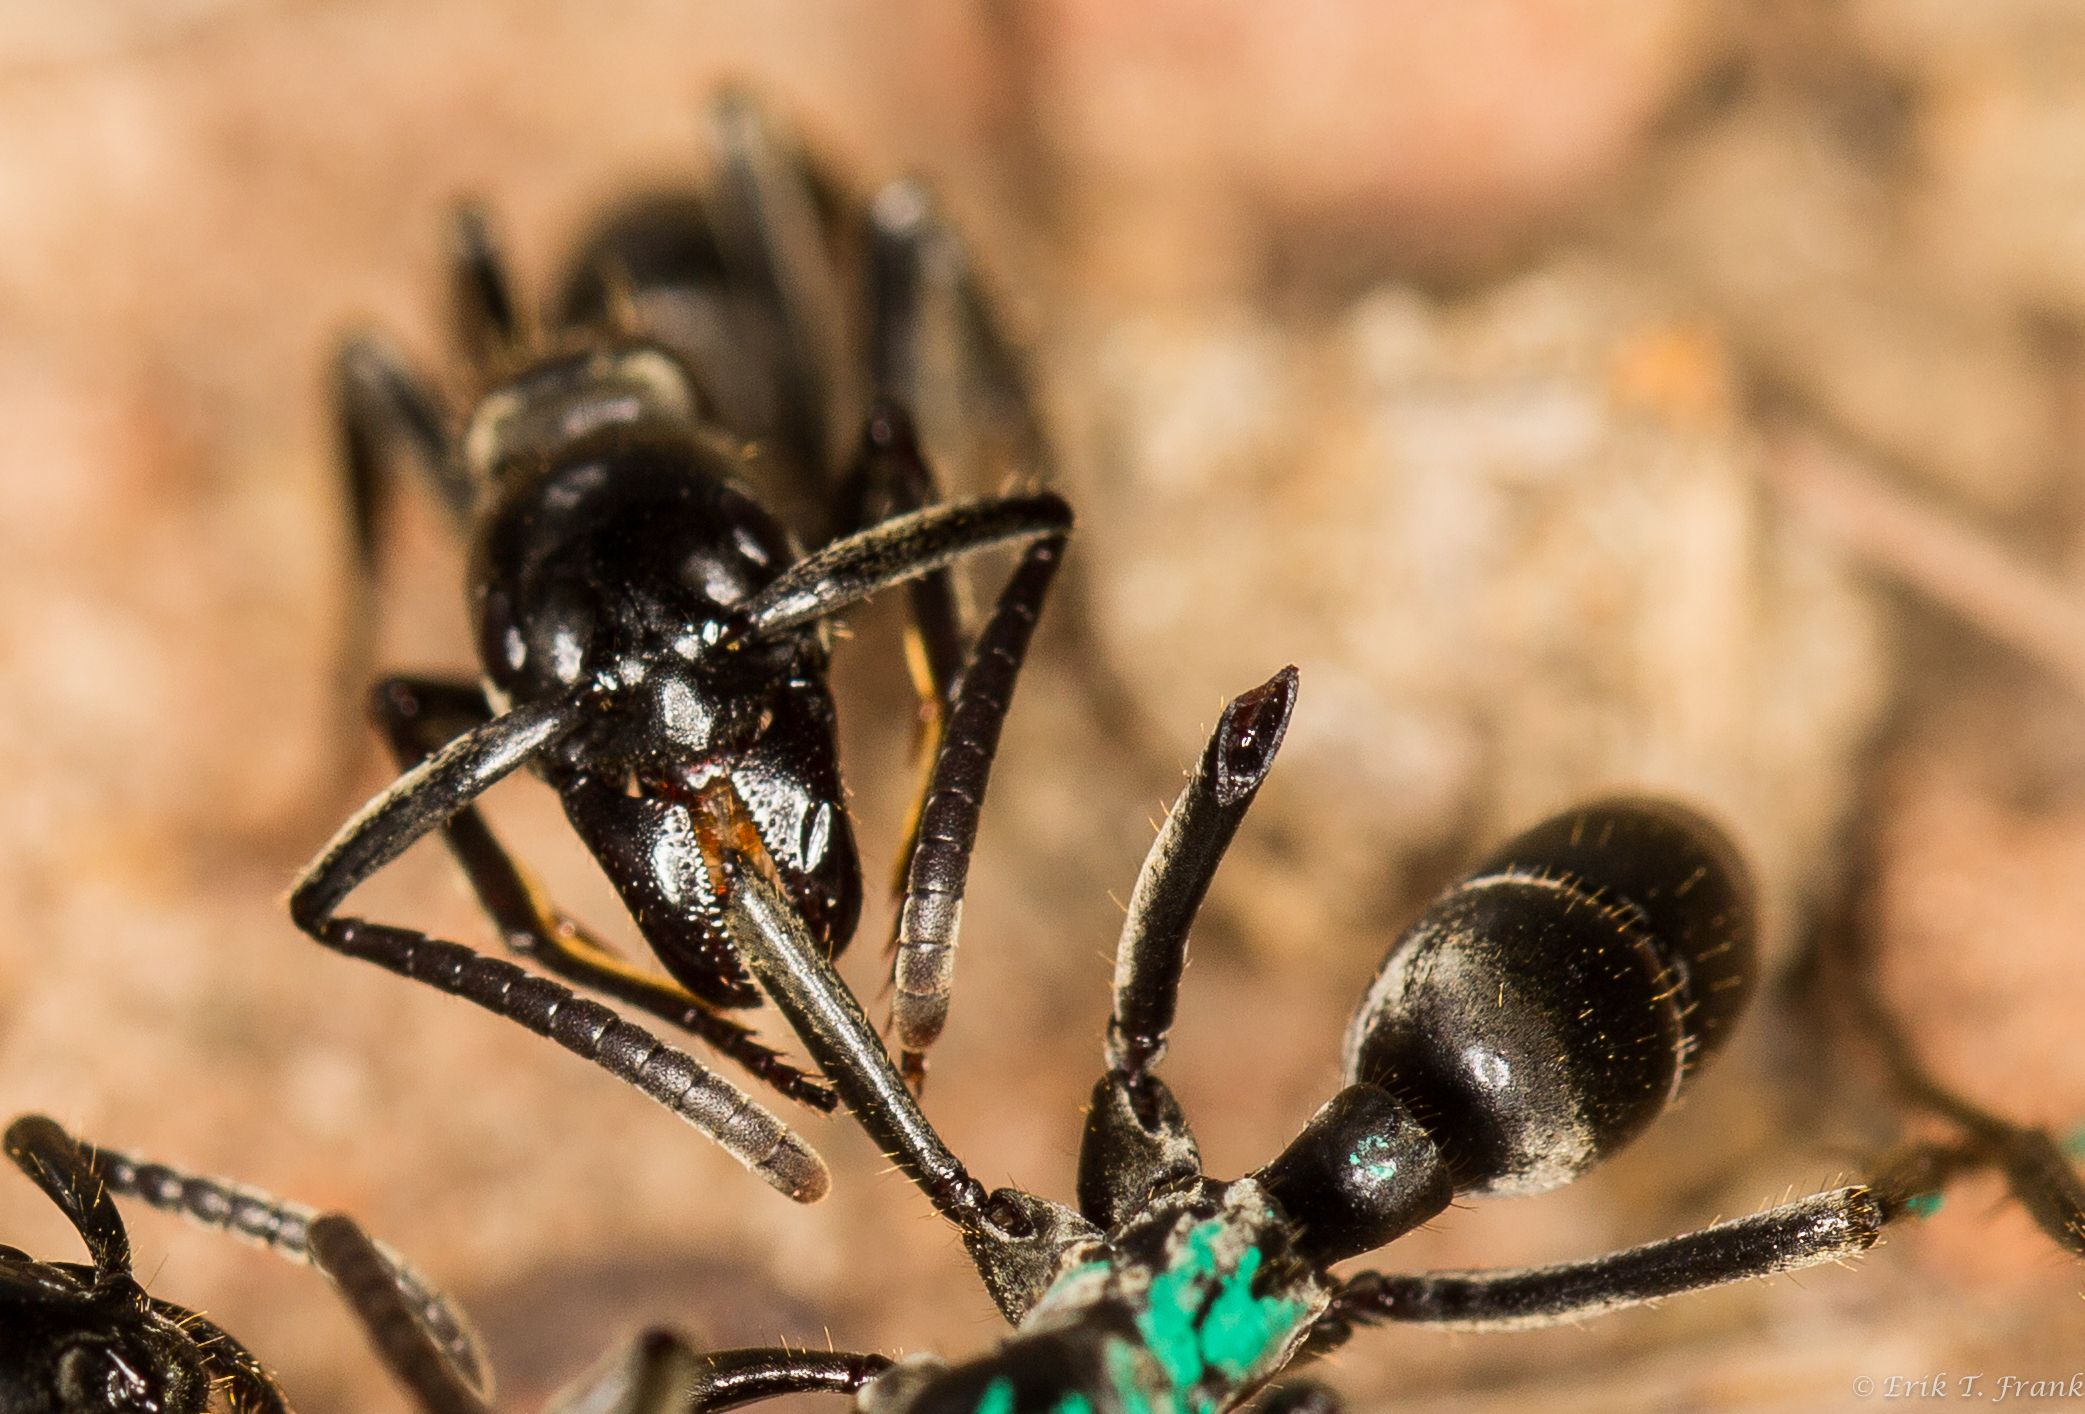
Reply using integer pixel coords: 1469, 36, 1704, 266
1042, 1259, 1111, 1305
1129, 1220, 1309, 1412
1051, 1394, 1097, 1414
1904, 1191, 1944, 1219
1348, 1134, 1398, 1185
1106, 1336, 1159, 1414
976, 1378, 1017, 1414
1199, 1248, 1291, 1379
2064, 1123, 2085, 1159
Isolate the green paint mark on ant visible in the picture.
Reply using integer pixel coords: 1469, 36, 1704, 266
1348, 1133, 1398, 1185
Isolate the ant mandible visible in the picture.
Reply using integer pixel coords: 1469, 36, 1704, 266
289, 95, 1068, 1201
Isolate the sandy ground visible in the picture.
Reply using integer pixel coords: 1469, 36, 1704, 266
0, 2, 2082, 1410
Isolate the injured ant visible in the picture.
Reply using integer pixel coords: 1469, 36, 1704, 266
0, 1114, 480, 1413
0, 1115, 888, 1412
292, 94, 1068, 1200
629, 666, 2081, 1414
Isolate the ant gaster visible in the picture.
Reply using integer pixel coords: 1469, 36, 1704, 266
290, 97, 1069, 1201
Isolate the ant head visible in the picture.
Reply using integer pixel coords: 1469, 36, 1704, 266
1, 1117, 214, 1414
1342, 799, 1756, 1198
0, 1292, 214, 1414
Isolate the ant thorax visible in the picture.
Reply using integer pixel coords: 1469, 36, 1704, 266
886, 1180, 1333, 1414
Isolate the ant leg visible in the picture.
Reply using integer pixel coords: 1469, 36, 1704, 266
731, 491, 1071, 640
1075, 667, 1297, 1228
707, 90, 857, 495
714, 841, 1100, 1317
866, 177, 1050, 494
1310, 1185, 1885, 1341
560, 1330, 892, 1414
837, 402, 969, 714
72, 1127, 487, 1394
335, 333, 472, 556
448, 204, 526, 369
1836, 899, 2085, 1257
329, 333, 470, 783
307, 1214, 491, 1414
370, 674, 836, 1110
889, 534, 1065, 1085
288, 695, 831, 1202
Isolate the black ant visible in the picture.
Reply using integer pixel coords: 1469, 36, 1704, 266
0, 1114, 888, 1412
290, 95, 1068, 1200
626, 666, 2080, 1413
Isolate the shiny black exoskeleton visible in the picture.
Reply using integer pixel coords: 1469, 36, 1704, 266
290, 97, 1069, 1201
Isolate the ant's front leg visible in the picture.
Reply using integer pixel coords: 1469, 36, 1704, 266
887, 530, 1065, 1087
1310, 1186, 1886, 1341
1075, 667, 1298, 1229
368, 674, 835, 1111
287, 692, 830, 1202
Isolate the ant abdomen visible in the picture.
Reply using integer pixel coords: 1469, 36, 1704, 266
1342, 799, 1756, 1197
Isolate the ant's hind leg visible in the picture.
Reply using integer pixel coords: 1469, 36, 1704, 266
1312, 1185, 1886, 1341
368, 675, 835, 1110
1832, 836, 2085, 1259
707, 91, 857, 497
